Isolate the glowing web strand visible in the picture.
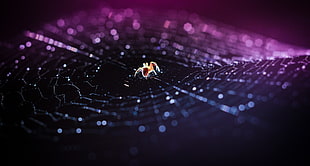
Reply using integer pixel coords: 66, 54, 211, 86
25, 31, 100, 60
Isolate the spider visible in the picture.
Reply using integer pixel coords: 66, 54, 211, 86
134, 61, 161, 79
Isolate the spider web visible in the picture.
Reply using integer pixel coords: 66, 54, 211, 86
1, 7, 310, 165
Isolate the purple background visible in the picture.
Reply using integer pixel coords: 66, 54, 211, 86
1, 0, 309, 47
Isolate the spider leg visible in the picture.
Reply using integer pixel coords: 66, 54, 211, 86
134, 67, 143, 77
155, 65, 160, 72
149, 70, 157, 76
150, 61, 160, 72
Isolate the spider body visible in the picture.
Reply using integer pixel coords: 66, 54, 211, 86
134, 61, 160, 79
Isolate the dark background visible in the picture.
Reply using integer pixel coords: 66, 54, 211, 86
1, 1, 310, 165
0, 0, 309, 48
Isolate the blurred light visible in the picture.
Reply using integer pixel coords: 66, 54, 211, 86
110, 29, 118, 36
57, 128, 63, 134
138, 125, 146, 132
57, 19, 65, 27
184, 22, 193, 32
132, 20, 141, 30
163, 20, 171, 28
158, 125, 166, 132
76, 128, 82, 134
